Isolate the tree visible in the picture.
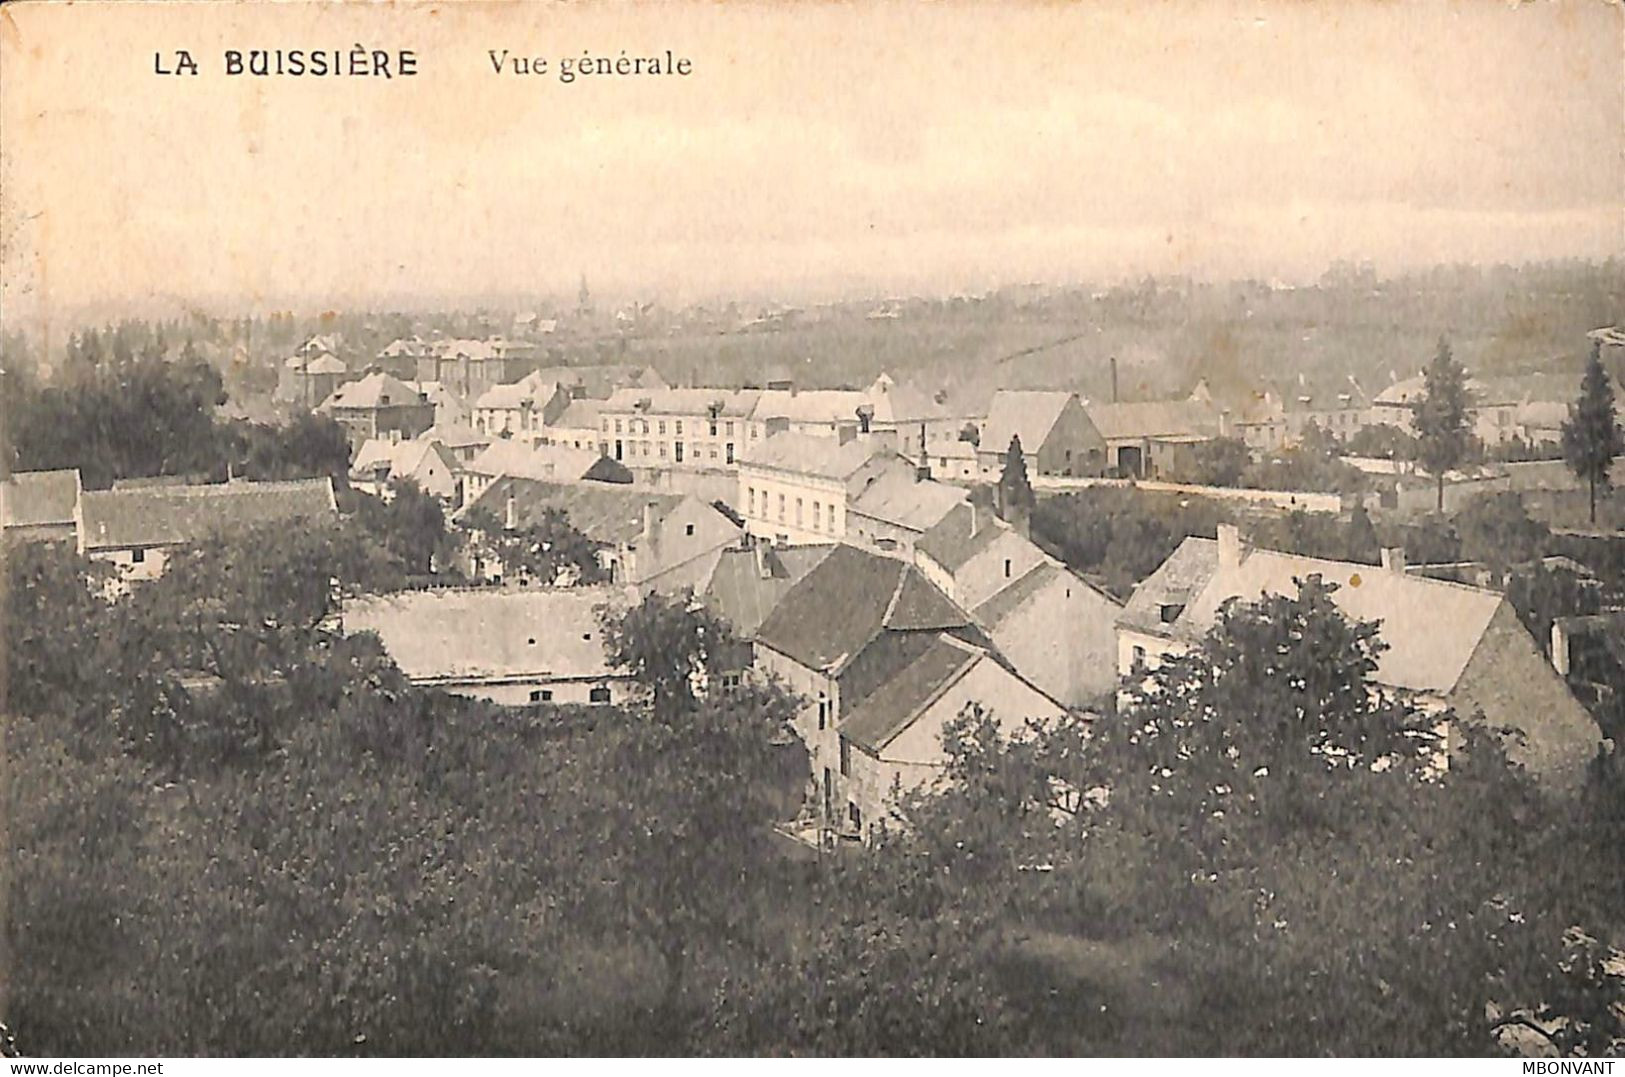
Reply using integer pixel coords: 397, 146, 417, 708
1168, 436, 1251, 487
998, 435, 1035, 517
594, 594, 800, 1023
348, 480, 454, 578
1562, 341, 1623, 525
459, 505, 608, 586
1415, 336, 1473, 512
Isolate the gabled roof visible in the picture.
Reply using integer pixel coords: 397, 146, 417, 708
980, 391, 1078, 455
1120, 534, 1505, 695
839, 634, 983, 753
602, 387, 760, 417
343, 586, 630, 685
2, 469, 81, 529
474, 371, 565, 411
666, 543, 837, 639
739, 431, 893, 481
417, 422, 491, 450
316, 371, 428, 411
291, 354, 347, 375
913, 503, 1011, 571
465, 476, 689, 545
754, 544, 968, 674
80, 478, 337, 551
531, 364, 665, 397
551, 398, 603, 429
351, 438, 455, 482
466, 440, 603, 482
848, 470, 966, 533
1085, 398, 1218, 441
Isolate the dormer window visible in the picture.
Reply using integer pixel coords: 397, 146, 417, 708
1159, 602, 1184, 624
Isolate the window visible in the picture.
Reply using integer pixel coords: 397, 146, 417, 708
1159, 603, 1184, 623
685, 523, 695, 536
131, 548, 146, 564
748, 487, 756, 515
658, 443, 667, 458
812, 500, 821, 531
725, 442, 734, 464
848, 801, 862, 833
675, 420, 683, 435
529, 689, 553, 703
709, 420, 719, 437
839, 736, 851, 777
817, 692, 829, 730
721, 672, 742, 690
725, 421, 734, 435
1133, 645, 1147, 669
708, 446, 718, 460
828, 504, 836, 532
589, 685, 612, 704
675, 442, 684, 463
658, 420, 667, 435
778, 493, 786, 522
795, 498, 803, 526
1004, 557, 1012, 578
615, 419, 623, 433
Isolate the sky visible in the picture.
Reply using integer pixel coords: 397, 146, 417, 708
1, 0, 1621, 331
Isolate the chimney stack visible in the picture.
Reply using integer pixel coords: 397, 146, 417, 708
856, 405, 874, 435
1380, 546, 1406, 574
1551, 620, 1572, 677
1217, 523, 1242, 570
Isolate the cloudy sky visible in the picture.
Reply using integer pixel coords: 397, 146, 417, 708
1, 0, 1620, 328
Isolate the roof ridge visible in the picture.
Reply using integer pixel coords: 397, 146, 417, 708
870, 644, 984, 752
880, 561, 909, 626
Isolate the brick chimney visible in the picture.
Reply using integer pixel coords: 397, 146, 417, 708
1217, 523, 1243, 570
1380, 546, 1406, 574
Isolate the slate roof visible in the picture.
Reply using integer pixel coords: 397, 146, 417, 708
317, 371, 428, 411
754, 544, 967, 674
739, 431, 892, 481
980, 391, 1077, 455
466, 476, 688, 545
351, 439, 456, 483
1120, 534, 1505, 695
283, 353, 347, 375
974, 561, 1071, 627
1085, 399, 1218, 441
474, 371, 564, 411
602, 387, 760, 417
417, 422, 491, 450
466, 440, 603, 482
80, 478, 337, 551
665, 543, 837, 639
848, 470, 966, 532
2, 469, 81, 529
914, 502, 1009, 571
551, 398, 604, 429
343, 586, 630, 685
839, 635, 982, 753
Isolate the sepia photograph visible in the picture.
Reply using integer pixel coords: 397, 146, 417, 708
0, 0, 1622, 1061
